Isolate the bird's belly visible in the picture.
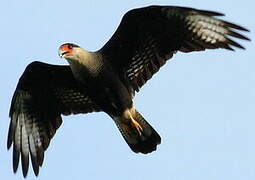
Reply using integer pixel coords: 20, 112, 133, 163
86, 81, 133, 116
75, 69, 132, 116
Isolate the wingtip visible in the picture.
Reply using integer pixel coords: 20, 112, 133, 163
7, 140, 12, 150
21, 156, 29, 178
236, 25, 250, 32
13, 146, 20, 174
224, 20, 250, 32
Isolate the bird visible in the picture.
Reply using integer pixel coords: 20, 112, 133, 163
7, 5, 250, 177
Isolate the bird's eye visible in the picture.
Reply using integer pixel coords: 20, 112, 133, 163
68, 44, 73, 49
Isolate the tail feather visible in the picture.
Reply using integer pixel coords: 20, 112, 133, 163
114, 109, 161, 154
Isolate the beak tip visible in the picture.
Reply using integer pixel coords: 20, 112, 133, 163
58, 50, 63, 58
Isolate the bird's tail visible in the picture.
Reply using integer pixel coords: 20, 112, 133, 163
113, 108, 161, 154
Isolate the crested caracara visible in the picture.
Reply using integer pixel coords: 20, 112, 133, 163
7, 5, 250, 177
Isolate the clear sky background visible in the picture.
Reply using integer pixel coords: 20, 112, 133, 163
0, 0, 254, 180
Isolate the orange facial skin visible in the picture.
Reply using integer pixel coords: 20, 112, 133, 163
59, 44, 73, 56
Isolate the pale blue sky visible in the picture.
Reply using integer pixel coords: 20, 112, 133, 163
0, 0, 254, 180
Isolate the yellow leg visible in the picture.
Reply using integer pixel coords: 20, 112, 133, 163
128, 111, 143, 136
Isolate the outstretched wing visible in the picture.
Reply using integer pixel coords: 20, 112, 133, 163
7, 61, 100, 177
100, 6, 250, 92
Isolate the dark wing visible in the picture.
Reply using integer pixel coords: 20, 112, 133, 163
7, 61, 100, 177
100, 6, 250, 92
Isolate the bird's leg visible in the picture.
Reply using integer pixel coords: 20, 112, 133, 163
127, 110, 143, 136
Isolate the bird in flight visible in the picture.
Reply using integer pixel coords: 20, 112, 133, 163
7, 5, 250, 177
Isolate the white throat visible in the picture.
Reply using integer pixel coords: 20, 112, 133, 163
65, 48, 103, 82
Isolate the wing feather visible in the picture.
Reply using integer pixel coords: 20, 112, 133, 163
100, 5, 250, 92
8, 61, 101, 177
21, 123, 29, 177
29, 134, 39, 176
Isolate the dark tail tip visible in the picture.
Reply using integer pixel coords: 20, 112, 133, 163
129, 128, 161, 154
114, 109, 161, 154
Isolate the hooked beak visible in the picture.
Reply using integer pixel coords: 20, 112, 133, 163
58, 49, 69, 58
58, 44, 73, 59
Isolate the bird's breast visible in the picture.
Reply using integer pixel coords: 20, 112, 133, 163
68, 56, 133, 115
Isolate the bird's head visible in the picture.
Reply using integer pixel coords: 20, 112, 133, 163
58, 43, 81, 60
